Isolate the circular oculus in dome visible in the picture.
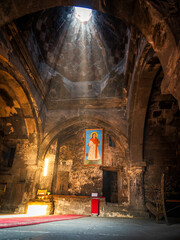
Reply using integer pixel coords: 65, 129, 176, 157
75, 7, 92, 22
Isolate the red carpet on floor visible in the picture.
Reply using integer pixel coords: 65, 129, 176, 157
0, 215, 88, 228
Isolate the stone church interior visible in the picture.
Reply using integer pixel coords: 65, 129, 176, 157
0, 0, 179, 227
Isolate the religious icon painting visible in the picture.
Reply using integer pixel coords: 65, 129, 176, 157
84, 129, 103, 166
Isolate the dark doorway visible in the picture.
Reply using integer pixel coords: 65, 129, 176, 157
103, 170, 118, 203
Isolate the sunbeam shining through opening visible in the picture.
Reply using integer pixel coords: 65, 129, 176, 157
75, 7, 92, 22
33, 6, 127, 99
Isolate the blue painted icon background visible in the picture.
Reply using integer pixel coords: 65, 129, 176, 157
85, 129, 103, 162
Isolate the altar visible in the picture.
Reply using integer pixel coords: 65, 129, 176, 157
53, 195, 106, 215
26, 194, 105, 216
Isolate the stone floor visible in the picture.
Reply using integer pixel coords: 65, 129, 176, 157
0, 217, 180, 240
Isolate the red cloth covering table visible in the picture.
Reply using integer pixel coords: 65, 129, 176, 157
91, 198, 99, 215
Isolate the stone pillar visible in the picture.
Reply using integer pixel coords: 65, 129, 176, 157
128, 166, 145, 212
51, 137, 60, 194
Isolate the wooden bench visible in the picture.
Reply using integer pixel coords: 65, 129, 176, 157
146, 174, 180, 224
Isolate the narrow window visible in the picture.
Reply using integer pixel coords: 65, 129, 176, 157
109, 135, 115, 147
43, 158, 49, 176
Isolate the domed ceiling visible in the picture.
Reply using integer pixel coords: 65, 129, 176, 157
16, 6, 129, 101
32, 7, 127, 82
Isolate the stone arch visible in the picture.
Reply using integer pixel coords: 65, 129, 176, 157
38, 115, 128, 163
143, 66, 180, 204
0, 70, 37, 135
38, 115, 129, 203
0, 0, 179, 104
0, 55, 41, 138
128, 50, 162, 163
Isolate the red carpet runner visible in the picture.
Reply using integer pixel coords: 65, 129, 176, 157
0, 215, 88, 228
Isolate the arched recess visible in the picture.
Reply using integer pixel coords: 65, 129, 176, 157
0, 55, 43, 167
0, 55, 41, 140
38, 115, 129, 203
143, 67, 180, 204
0, 63, 43, 208
0, 0, 179, 104
0, 71, 37, 136
128, 50, 161, 163
38, 115, 128, 163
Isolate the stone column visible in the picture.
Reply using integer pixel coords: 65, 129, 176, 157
128, 165, 145, 212
51, 137, 60, 194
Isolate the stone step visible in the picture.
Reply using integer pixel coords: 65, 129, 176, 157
99, 202, 132, 218
103, 203, 128, 211
99, 210, 133, 218
99, 203, 149, 218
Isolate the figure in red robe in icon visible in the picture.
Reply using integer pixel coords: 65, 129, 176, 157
87, 132, 101, 161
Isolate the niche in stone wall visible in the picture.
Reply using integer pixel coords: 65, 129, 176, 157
0, 144, 16, 169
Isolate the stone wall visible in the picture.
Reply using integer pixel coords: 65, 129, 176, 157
39, 140, 57, 191
0, 136, 39, 212
144, 69, 180, 203
39, 127, 128, 199
0, 28, 44, 212
53, 196, 91, 215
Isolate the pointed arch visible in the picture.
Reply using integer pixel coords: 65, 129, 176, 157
38, 115, 128, 163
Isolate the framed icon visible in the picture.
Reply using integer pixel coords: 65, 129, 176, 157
84, 129, 103, 166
